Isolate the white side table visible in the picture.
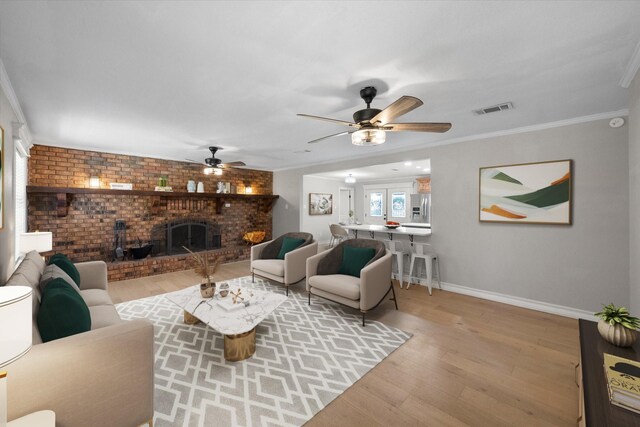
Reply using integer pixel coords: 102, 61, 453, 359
8, 410, 55, 427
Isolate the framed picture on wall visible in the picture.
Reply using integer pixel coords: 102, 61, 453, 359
0, 126, 3, 230
309, 193, 333, 215
479, 159, 572, 225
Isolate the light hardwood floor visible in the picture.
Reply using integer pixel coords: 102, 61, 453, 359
109, 261, 580, 426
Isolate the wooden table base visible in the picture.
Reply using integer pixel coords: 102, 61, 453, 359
224, 328, 256, 362
183, 310, 201, 325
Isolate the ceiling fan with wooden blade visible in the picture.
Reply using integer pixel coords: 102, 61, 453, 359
297, 86, 451, 145
187, 147, 246, 174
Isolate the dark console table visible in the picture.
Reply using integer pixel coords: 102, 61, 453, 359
578, 319, 640, 426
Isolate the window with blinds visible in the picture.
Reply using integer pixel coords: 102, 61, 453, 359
14, 148, 28, 259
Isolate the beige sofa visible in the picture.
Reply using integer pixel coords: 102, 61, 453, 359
2, 251, 154, 427
251, 232, 318, 295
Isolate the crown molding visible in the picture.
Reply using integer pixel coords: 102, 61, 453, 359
620, 39, 640, 88
273, 108, 629, 172
0, 58, 33, 147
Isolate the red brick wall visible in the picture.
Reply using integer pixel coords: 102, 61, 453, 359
28, 145, 273, 281
29, 145, 272, 194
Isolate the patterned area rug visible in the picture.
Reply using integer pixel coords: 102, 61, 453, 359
116, 276, 411, 427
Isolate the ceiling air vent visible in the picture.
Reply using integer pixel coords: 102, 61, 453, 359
473, 102, 514, 116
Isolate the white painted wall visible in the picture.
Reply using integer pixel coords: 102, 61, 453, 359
630, 73, 640, 315
273, 118, 629, 313
301, 175, 341, 244
0, 86, 19, 282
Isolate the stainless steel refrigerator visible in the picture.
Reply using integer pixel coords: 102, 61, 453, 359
410, 193, 431, 225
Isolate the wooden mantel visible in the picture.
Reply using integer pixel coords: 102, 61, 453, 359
27, 186, 279, 216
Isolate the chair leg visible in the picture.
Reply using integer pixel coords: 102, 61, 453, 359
398, 254, 404, 289
362, 311, 366, 327
308, 292, 311, 305
252, 272, 255, 283
390, 281, 398, 310
426, 257, 433, 296
286, 286, 289, 296
435, 257, 442, 289
407, 255, 416, 290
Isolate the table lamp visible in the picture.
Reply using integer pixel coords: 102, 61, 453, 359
0, 286, 32, 425
19, 232, 53, 255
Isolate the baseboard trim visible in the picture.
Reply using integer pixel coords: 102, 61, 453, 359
415, 280, 594, 320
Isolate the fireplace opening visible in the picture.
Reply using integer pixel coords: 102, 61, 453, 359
151, 218, 221, 255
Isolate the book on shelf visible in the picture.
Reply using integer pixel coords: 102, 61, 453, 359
604, 353, 640, 414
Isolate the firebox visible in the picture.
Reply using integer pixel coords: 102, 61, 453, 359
151, 218, 221, 255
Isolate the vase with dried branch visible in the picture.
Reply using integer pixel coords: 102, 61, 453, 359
183, 246, 221, 298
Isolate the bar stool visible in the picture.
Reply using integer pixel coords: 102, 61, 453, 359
329, 224, 349, 247
384, 240, 410, 288
407, 242, 441, 295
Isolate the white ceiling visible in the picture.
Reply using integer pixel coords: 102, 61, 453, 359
310, 160, 431, 182
1, 1, 639, 170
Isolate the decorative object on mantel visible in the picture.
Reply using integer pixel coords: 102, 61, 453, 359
130, 237, 153, 260
479, 159, 572, 225
158, 176, 168, 187
243, 231, 266, 245
154, 186, 173, 192
109, 183, 133, 190
595, 303, 640, 347
89, 176, 100, 188
197, 181, 204, 193
187, 180, 196, 193
216, 182, 225, 193
183, 246, 221, 295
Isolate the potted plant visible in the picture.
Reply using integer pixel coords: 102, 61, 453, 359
595, 303, 640, 347
183, 246, 221, 298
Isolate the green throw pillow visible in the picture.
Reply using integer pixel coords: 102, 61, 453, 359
49, 253, 81, 287
38, 278, 91, 343
277, 237, 306, 259
338, 246, 376, 278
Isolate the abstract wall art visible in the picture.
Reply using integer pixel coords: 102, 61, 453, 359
309, 193, 333, 215
479, 159, 572, 224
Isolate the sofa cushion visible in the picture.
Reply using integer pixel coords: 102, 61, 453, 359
37, 278, 91, 343
260, 232, 313, 260
318, 239, 386, 276
49, 253, 81, 287
277, 237, 305, 259
308, 274, 360, 300
338, 246, 376, 278
12, 255, 43, 289
39, 264, 80, 295
252, 259, 285, 277
88, 305, 123, 330
80, 289, 114, 307
22, 250, 46, 274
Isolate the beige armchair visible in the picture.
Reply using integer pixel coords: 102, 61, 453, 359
251, 232, 318, 295
306, 239, 398, 326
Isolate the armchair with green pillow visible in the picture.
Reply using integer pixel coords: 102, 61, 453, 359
1, 251, 154, 427
250, 232, 318, 295
306, 239, 397, 326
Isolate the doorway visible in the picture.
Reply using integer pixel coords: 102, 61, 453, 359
338, 188, 354, 223
363, 183, 412, 225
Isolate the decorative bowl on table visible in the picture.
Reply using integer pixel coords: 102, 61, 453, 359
385, 225, 400, 229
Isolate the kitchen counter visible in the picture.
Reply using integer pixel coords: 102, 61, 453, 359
343, 224, 431, 242
401, 222, 431, 229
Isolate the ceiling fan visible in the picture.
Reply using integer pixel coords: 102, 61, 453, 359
298, 86, 452, 145
187, 146, 246, 175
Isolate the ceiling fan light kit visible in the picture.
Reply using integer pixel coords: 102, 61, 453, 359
351, 129, 386, 146
298, 85, 452, 145
345, 174, 356, 184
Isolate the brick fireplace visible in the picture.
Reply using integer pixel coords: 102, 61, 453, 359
27, 145, 276, 281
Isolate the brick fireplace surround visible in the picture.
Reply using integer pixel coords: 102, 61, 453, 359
27, 145, 275, 281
